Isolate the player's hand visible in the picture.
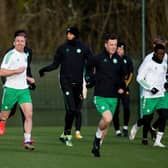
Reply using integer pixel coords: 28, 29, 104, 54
151, 87, 159, 94
85, 76, 95, 89
39, 69, 45, 77
85, 74, 95, 89
29, 83, 36, 90
86, 82, 94, 88
118, 88, 124, 94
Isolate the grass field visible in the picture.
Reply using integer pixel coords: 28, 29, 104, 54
0, 126, 168, 168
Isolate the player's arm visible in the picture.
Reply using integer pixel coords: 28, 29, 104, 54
0, 67, 25, 77
39, 47, 62, 77
26, 48, 33, 77
85, 54, 97, 88
125, 58, 134, 87
136, 61, 158, 94
136, 62, 151, 90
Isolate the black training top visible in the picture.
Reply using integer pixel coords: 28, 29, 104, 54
40, 38, 93, 84
122, 55, 134, 79
88, 49, 127, 97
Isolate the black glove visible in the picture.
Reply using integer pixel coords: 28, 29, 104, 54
39, 69, 45, 77
29, 83, 36, 90
164, 82, 168, 91
151, 87, 159, 94
85, 75, 95, 89
86, 81, 95, 88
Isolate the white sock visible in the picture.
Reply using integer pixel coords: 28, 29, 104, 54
96, 128, 102, 139
76, 130, 80, 134
151, 127, 156, 131
155, 132, 164, 144
123, 126, 128, 130
24, 133, 31, 143
116, 130, 121, 134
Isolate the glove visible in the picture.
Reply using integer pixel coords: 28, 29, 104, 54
29, 83, 36, 90
164, 82, 168, 91
39, 69, 45, 77
85, 75, 95, 89
151, 87, 159, 94
86, 81, 95, 88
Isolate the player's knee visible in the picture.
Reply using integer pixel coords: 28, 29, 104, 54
0, 112, 10, 121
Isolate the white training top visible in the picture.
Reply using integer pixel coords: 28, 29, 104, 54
137, 52, 167, 98
1, 49, 28, 89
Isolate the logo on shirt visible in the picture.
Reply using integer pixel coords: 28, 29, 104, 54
66, 48, 70, 52
76, 48, 82, 53
113, 58, 118, 64
4, 106, 8, 110
147, 109, 150, 113
101, 106, 105, 110
65, 91, 70, 96
123, 59, 127, 64
103, 58, 108, 62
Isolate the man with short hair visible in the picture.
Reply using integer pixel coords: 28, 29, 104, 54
129, 44, 167, 147
113, 42, 133, 137
1, 30, 36, 145
87, 34, 126, 157
39, 26, 93, 146
0, 32, 35, 150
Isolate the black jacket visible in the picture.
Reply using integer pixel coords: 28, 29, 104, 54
87, 50, 127, 97
40, 38, 93, 84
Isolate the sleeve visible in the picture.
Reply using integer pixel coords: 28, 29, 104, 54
26, 48, 33, 77
118, 58, 127, 90
136, 60, 152, 90
39, 46, 62, 72
125, 57, 134, 87
1, 52, 13, 69
84, 53, 97, 88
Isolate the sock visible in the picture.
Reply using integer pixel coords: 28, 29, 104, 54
155, 132, 164, 143
96, 128, 102, 139
151, 126, 157, 131
76, 130, 80, 134
24, 133, 31, 143
123, 126, 128, 130
116, 130, 121, 134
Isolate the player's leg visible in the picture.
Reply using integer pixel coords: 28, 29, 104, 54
8, 103, 17, 119
0, 111, 10, 135
142, 114, 153, 145
113, 97, 121, 136
92, 110, 112, 157
150, 110, 160, 141
19, 89, 34, 150
74, 84, 83, 139
129, 118, 143, 140
129, 96, 144, 140
0, 87, 17, 135
122, 93, 130, 137
153, 95, 168, 147
140, 98, 156, 145
20, 102, 34, 150
60, 84, 76, 147
91, 97, 117, 157
153, 109, 168, 147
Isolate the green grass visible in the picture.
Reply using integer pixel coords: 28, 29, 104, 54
0, 127, 168, 168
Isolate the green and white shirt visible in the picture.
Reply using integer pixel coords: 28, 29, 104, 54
137, 53, 167, 98
1, 49, 28, 89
